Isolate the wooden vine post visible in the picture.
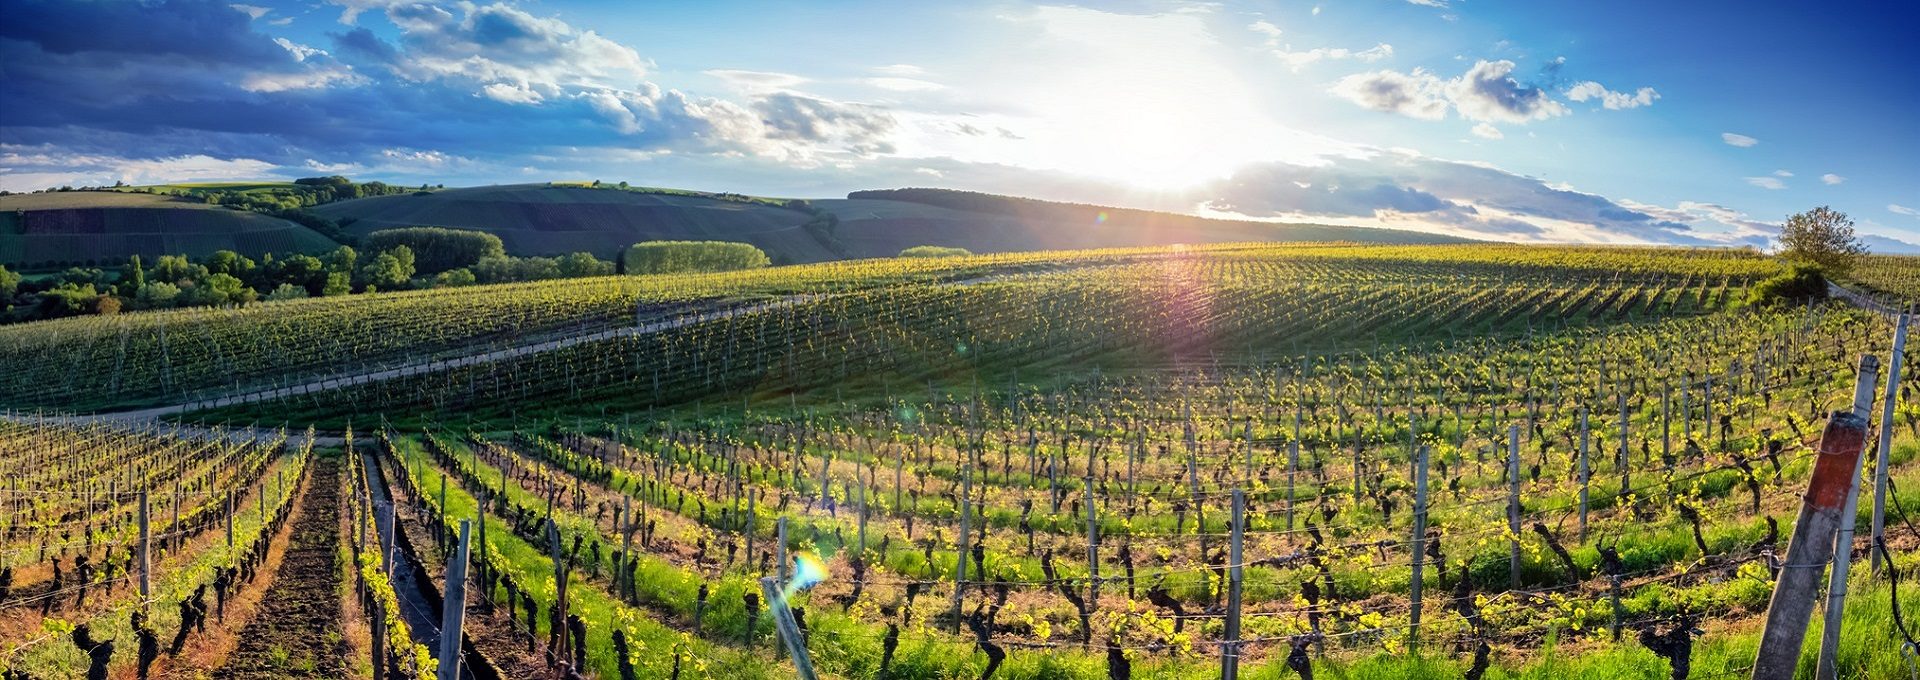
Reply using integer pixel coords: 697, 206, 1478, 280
546, 519, 571, 659
760, 576, 819, 680
137, 487, 151, 604
1752, 355, 1878, 680
1084, 475, 1100, 620
1506, 424, 1521, 590
1409, 445, 1430, 652
1577, 407, 1591, 543
437, 520, 471, 680
1871, 311, 1910, 575
1222, 489, 1246, 680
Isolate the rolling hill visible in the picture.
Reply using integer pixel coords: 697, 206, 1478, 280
0, 191, 340, 267
315, 184, 843, 262
314, 183, 1465, 264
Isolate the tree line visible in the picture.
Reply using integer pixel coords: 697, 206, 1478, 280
0, 230, 783, 324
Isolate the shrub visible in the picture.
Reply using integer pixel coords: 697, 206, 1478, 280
265, 283, 310, 301
898, 245, 973, 258
623, 241, 770, 275
1747, 265, 1827, 307
365, 227, 505, 275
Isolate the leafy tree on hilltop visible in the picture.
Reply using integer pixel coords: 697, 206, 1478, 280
1778, 206, 1867, 277
358, 245, 416, 290
0, 264, 19, 298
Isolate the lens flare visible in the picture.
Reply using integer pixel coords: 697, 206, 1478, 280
781, 552, 829, 600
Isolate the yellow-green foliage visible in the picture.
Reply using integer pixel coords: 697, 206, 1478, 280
898, 245, 974, 258
623, 240, 771, 275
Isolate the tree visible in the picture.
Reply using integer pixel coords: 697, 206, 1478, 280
364, 227, 502, 275
205, 250, 256, 278
358, 246, 416, 290
120, 255, 146, 297
321, 272, 351, 297
265, 283, 310, 301
557, 252, 613, 278
151, 255, 205, 284
135, 282, 181, 309
623, 241, 770, 275
434, 268, 477, 287
188, 273, 256, 306
323, 245, 357, 274
0, 264, 19, 298
899, 245, 973, 258
1778, 206, 1867, 277
272, 254, 328, 296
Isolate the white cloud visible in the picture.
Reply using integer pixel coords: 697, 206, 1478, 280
1564, 81, 1659, 109
1334, 60, 1566, 124
1331, 68, 1449, 120
0, 148, 283, 192
1891, 204, 1920, 217
1249, 20, 1390, 69
481, 82, 544, 104
1721, 132, 1758, 147
1448, 60, 1567, 123
1822, 173, 1846, 185
1406, 0, 1448, 6
272, 38, 327, 63
1471, 123, 1503, 139
230, 4, 271, 19
705, 69, 809, 93
871, 64, 925, 76
864, 77, 945, 92
1772, 169, 1793, 177
1273, 43, 1394, 69
1744, 176, 1786, 190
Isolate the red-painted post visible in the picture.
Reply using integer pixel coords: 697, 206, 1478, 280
1751, 355, 1879, 680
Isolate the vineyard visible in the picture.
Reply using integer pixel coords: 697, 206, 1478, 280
0, 243, 1915, 679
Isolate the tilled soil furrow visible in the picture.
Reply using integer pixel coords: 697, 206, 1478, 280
211, 456, 346, 679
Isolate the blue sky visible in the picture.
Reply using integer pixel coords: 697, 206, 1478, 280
2, 0, 1916, 249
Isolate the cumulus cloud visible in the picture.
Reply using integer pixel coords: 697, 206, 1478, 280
1471, 123, 1503, 139
1564, 81, 1659, 109
1721, 132, 1758, 147
751, 93, 897, 155
1330, 69, 1449, 120
1332, 60, 1567, 123
1822, 173, 1845, 185
0, 0, 905, 178
1197, 150, 1721, 244
0, 145, 282, 192
1446, 60, 1568, 123
1745, 176, 1787, 190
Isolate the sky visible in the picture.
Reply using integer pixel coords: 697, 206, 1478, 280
1, 0, 1916, 250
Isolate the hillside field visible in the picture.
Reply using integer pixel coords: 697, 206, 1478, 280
1, 242, 1916, 680
314, 184, 1464, 263
0, 191, 338, 267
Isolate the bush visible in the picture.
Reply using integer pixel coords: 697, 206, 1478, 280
623, 241, 770, 275
1747, 265, 1827, 307
265, 283, 310, 301
434, 268, 478, 288
365, 227, 505, 275
898, 245, 973, 258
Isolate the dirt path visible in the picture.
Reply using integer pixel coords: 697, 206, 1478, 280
210, 456, 347, 679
